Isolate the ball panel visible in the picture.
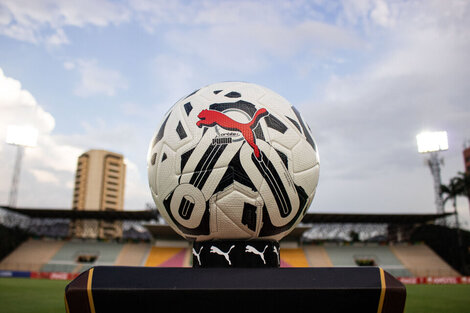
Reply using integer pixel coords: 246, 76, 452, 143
291, 139, 319, 173
169, 183, 207, 229
293, 164, 320, 198
154, 145, 179, 197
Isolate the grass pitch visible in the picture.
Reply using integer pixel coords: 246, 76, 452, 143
0, 278, 69, 313
1, 278, 470, 313
405, 284, 470, 313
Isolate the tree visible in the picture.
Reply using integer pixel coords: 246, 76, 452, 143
456, 171, 470, 199
441, 172, 470, 212
441, 177, 464, 213
440, 172, 469, 270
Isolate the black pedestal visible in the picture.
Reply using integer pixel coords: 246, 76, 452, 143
65, 266, 406, 313
192, 240, 280, 267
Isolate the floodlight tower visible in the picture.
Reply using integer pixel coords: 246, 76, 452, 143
6, 125, 38, 207
416, 131, 448, 214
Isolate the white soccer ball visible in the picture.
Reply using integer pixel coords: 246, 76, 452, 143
147, 82, 319, 242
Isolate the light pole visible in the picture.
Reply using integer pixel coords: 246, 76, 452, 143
416, 131, 448, 215
6, 125, 38, 207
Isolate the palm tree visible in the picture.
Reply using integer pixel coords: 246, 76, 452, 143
441, 177, 464, 215
441, 172, 470, 219
455, 171, 470, 199
440, 173, 468, 272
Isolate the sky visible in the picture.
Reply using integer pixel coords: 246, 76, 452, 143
0, 0, 469, 228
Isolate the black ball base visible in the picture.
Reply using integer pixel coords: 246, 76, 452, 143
65, 266, 406, 313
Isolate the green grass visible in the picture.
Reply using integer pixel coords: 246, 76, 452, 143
1, 278, 470, 313
405, 285, 470, 313
0, 278, 69, 313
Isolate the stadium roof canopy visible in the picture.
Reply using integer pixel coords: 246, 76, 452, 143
0, 206, 158, 220
1, 205, 451, 224
300, 212, 452, 224
142, 224, 312, 241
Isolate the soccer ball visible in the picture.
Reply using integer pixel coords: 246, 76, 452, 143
147, 82, 319, 242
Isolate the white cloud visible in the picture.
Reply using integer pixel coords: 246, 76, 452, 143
52, 119, 154, 210
65, 59, 128, 97
153, 55, 198, 102
0, 68, 82, 207
0, 0, 129, 45
133, 1, 362, 74
45, 28, 69, 46
162, 19, 360, 74
0, 68, 149, 209
304, 0, 470, 221
123, 158, 152, 210
63, 61, 75, 70
31, 169, 60, 184
0, 68, 55, 133
370, 0, 392, 27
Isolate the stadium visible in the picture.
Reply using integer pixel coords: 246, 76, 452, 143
1, 201, 470, 312
1, 98, 470, 313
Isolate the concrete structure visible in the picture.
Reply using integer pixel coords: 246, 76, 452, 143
70, 150, 126, 239
464, 146, 470, 174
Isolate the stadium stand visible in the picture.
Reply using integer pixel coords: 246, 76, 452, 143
41, 240, 125, 273
144, 247, 191, 267
303, 245, 333, 267
1, 206, 468, 277
390, 243, 460, 277
280, 248, 310, 267
0, 224, 28, 261
115, 243, 150, 266
0, 238, 64, 271
324, 243, 412, 277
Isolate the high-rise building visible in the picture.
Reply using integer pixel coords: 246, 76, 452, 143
464, 146, 470, 174
70, 150, 126, 239
464, 146, 470, 203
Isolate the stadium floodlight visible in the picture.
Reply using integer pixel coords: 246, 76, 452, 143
416, 131, 448, 153
6, 125, 38, 207
416, 131, 448, 215
6, 125, 38, 147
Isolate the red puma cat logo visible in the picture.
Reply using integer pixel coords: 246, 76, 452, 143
196, 108, 268, 159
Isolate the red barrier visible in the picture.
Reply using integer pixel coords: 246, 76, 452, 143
30, 271, 78, 280
5, 269, 469, 284
397, 276, 470, 284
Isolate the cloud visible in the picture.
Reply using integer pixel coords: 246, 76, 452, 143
0, 68, 82, 207
0, 68, 55, 134
0, 0, 129, 45
152, 55, 199, 103
65, 59, 128, 97
45, 28, 69, 46
31, 169, 60, 184
162, 20, 360, 74
304, 0, 470, 215
0, 68, 150, 209
133, 1, 362, 73
51, 116, 155, 210
123, 158, 152, 210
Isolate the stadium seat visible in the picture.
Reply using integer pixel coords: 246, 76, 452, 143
0, 239, 64, 272
115, 243, 150, 266
280, 248, 310, 267
390, 244, 460, 277
324, 243, 413, 277
41, 241, 125, 273
303, 245, 333, 267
